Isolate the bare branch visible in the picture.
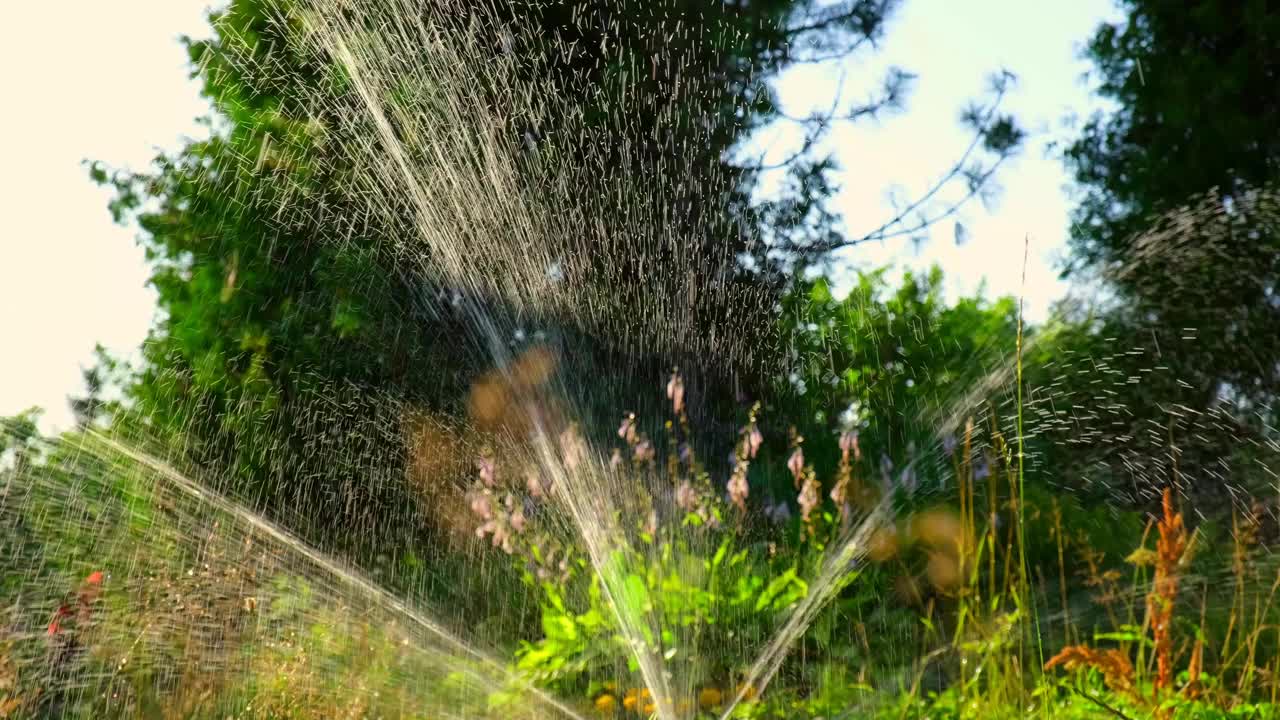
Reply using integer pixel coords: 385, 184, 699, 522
783, 0, 896, 39
777, 79, 1020, 258
739, 67, 913, 173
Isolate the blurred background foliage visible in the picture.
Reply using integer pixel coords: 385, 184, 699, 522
4, 0, 1280, 716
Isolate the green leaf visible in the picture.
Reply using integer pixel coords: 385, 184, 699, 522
623, 573, 651, 614
542, 613, 578, 644
710, 539, 729, 570
756, 566, 804, 612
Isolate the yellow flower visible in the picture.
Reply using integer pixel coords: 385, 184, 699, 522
1125, 547, 1158, 567
698, 687, 723, 709
595, 694, 617, 714
623, 689, 639, 711
736, 683, 758, 701
642, 703, 656, 715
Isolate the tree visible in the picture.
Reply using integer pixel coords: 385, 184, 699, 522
1058, 0, 1280, 509
90, 0, 1021, 576
1064, 0, 1280, 412
1067, 0, 1280, 273
81, 0, 862, 569
775, 267, 1019, 502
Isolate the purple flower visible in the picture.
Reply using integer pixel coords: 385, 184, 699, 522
941, 433, 958, 456
973, 455, 991, 480
879, 454, 894, 492
764, 501, 792, 525
898, 466, 917, 493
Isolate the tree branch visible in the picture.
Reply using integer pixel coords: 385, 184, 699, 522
740, 67, 913, 172
778, 79, 1018, 257
782, 1, 895, 39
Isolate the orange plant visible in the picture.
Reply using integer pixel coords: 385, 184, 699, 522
1149, 487, 1187, 696
1045, 645, 1137, 700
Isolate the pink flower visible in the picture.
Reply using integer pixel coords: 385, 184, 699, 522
829, 481, 845, 506
634, 439, 655, 463
525, 470, 546, 498
839, 431, 860, 461
745, 424, 764, 459
798, 475, 820, 525
609, 448, 623, 470
666, 373, 685, 415
787, 447, 805, 485
476, 515, 513, 553
727, 468, 749, 513
617, 414, 638, 444
474, 494, 524, 554
676, 480, 699, 512
477, 457, 496, 487
559, 427, 586, 471
469, 490, 493, 521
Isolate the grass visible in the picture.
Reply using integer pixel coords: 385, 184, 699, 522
2, 367, 1278, 719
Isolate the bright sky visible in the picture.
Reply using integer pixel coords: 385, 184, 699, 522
753, 0, 1122, 309
0, 0, 1120, 432
1, 1, 217, 432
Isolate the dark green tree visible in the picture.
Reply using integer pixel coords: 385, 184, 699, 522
1065, 0, 1280, 409
1056, 0, 1280, 509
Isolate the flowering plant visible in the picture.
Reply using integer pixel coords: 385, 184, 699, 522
460, 368, 890, 715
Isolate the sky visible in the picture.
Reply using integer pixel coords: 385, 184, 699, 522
1, 1, 217, 431
751, 0, 1122, 308
0, 0, 1121, 432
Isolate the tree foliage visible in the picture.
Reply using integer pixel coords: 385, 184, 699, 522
1065, 0, 1280, 411
89, 0, 923, 558
772, 268, 1018, 505
1057, 0, 1280, 509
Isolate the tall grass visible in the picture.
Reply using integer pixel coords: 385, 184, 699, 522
2, 368, 1278, 719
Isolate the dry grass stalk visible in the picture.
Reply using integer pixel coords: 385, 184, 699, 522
1044, 645, 1137, 699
